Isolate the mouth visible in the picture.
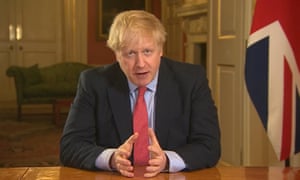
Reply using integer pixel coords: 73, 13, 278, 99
135, 71, 148, 78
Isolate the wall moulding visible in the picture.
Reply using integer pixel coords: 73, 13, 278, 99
176, 3, 208, 17
176, 2, 208, 65
97, 0, 151, 40
176, 3, 208, 35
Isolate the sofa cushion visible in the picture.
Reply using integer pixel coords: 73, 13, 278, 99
23, 82, 77, 98
20, 64, 42, 86
39, 62, 91, 83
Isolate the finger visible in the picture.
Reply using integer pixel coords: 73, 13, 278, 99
148, 143, 165, 161
116, 160, 134, 177
118, 133, 138, 158
144, 170, 159, 178
148, 128, 159, 145
147, 151, 167, 173
146, 164, 160, 172
148, 144, 161, 156
119, 169, 135, 178
116, 147, 131, 158
115, 154, 132, 166
118, 163, 134, 172
144, 159, 165, 177
148, 158, 163, 166
125, 133, 139, 145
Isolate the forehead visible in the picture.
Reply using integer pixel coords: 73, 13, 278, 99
121, 35, 157, 51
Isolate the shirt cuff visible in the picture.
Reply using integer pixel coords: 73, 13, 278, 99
164, 150, 186, 172
95, 148, 117, 171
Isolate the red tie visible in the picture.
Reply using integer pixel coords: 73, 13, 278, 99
133, 87, 149, 166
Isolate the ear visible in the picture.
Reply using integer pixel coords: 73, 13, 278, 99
115, 52, 121, 62
159, 47, 163, 57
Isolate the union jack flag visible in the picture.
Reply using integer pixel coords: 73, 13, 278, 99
245, 0, 300, 161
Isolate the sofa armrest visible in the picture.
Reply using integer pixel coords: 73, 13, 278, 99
6, 66, 25, 105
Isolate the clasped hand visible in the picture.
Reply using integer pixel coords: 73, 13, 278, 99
110, 128, 167, 178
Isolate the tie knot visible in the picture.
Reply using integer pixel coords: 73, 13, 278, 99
137, 87, 147, 97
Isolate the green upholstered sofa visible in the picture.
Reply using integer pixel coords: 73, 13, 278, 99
6, 62, 92, 120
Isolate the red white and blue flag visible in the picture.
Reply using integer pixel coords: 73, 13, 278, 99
245, 0, 300, 161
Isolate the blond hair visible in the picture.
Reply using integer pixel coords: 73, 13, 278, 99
107, 10, 166, 52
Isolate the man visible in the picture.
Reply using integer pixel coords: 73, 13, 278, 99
60, 10, 220, 178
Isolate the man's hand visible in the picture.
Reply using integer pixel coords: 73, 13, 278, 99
110, 133, 138, 177
111, 129, 168, 178
144, 128, 168, 178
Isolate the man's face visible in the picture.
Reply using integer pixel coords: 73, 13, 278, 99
116, 35, 162, 87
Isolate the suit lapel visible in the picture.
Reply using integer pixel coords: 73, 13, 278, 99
155, 60, 180, 148
107, 65, 133, 143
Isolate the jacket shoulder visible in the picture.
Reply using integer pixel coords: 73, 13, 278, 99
161, 57, 206, 78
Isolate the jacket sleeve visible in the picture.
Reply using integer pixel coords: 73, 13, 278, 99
175, 65, 221, 170
60, 70, 103, 170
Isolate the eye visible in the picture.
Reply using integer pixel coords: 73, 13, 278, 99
126, 50, 136, 58
143, 49, 153, 56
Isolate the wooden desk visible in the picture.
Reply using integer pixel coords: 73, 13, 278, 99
0, 166, 299, 180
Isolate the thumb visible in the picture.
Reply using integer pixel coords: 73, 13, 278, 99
148, 128, 159, 145
126, 132, 139, 145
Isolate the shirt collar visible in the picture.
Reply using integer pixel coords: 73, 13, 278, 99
128, 70, 158, 94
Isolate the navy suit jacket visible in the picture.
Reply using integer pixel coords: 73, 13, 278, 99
60, 57, 221, 171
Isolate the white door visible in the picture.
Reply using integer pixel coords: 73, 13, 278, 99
209, 0, 246, 165
0, 0, 62, 102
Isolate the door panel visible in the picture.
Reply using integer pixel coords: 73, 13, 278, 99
17, 0, 62, 66
216, 65, 240, 164
20, 0, 58, 41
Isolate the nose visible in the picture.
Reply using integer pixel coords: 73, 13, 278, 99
136, 53, 145, 67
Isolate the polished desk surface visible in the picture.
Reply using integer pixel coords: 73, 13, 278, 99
0, 166, 300, 180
